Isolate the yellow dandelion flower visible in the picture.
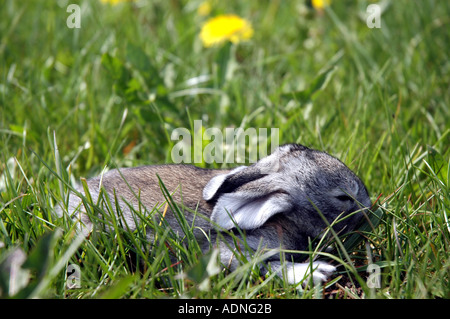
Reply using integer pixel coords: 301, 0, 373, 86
100, 0, 133, 5
312, 0, 331, 10
200, 14, 253, 48
197, 1, 212, 17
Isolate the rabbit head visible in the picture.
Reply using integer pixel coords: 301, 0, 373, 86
203, 143, 372, 242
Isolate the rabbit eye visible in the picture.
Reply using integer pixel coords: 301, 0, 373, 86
336, 194, 353, 202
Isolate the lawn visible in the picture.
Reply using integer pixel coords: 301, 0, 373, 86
0, 0, 449, 299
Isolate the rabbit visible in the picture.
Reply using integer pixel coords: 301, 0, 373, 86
57, 143, 372, 286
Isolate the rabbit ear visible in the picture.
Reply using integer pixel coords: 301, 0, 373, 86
203, 166, 248, 201
210, 191, 292, 230
203, 150, 291, 230
203, 152, 281, 202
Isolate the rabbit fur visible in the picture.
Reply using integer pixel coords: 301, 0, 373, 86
58, 143, 371, 286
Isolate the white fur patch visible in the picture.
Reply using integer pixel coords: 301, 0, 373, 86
270, 261, 336, 286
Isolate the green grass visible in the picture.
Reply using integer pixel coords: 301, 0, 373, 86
0, 0, 449, 299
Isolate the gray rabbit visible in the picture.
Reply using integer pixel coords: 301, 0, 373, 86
58, 143, 371, 285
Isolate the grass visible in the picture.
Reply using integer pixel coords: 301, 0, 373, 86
0, 0, 449, 299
